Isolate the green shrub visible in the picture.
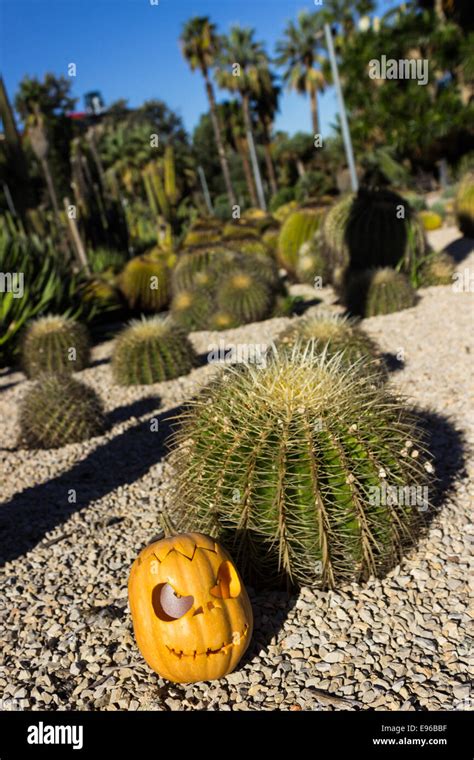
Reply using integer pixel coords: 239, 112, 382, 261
269, 187, 295, 213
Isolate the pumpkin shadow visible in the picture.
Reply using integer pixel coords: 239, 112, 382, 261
0, 401, 184, 566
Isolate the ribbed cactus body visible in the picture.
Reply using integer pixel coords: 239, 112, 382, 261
217, 271, 274, 325
20, 375, 106, 449
172, 248, 233, 293
173, 347, 431, 588
418, 252, 455, 286
112, 316, 197, 385
170, 286, 214, 331
345, 268, 417, 317
295, 235, 331, 285
222, 223, 259, 241
321, 190, 427, 286
21, 316, 90, 378
277, 209, 323, 275
277, 312, 387, 383
455, 173, 474, 237
119, 254, 171, 312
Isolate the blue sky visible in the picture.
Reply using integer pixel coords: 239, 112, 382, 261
0, 0, 395, 139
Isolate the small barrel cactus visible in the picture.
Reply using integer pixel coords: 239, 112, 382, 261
170, 287, 214, 331
455, 172, 474, 237
418, 210, 443, 231
21, 316, 90, 378
225, 238, 269, 257
418, 252, 456, 286
222, 223, 259, 241
295, 235, 331, 285
20, 375, 106, 449
119, 253, 171, 312
216, 270, 274, 325
172, 248, 233, 293
172, 345, 432, 588
277, 209, 323, 275
345, 268, 417, 317
277, 311, 387, 383
112, 316, 198, 385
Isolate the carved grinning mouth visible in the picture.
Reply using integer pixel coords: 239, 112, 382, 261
166, 624, 249, 659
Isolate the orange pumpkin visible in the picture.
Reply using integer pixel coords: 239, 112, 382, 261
128, 532, 253, 683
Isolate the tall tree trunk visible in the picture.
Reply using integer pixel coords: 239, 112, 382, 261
262, 122, 278, 195
203, 70, 237, 208
296, 159, 306, 178
236, 135, 258, 207
40, 156, 61, 219
241, 94, 266, 210
309, 87, 319, 137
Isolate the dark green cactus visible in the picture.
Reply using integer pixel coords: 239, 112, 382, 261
21, 316, 91, 378
216, 270, 274, 325
172, 248, 234, 293
277, 311, 387, 383
418, 252, 455, 287
345, 268, 417, 317
173, 345, 432, 589
321, 190, 428, 288
112, 316, 198, 385
170, 286, 214, 331
118, 253, 172, 312
19, 375, 106, 449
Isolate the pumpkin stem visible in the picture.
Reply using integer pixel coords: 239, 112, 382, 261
159, 510, 178, 537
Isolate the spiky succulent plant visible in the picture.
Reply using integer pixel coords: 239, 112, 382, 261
321, 190, 427, 288
170, 287, 213, 331
216, 270, 274, 325
455, 172, 474, 237
418, 252, 456, 287
112, 316, 198, 385
172, 248, 233, 294
222, 223, 259, 241
19, 374, 106, 449
277, 311, 387, 383
277, 209, 323, 276
295, 235, 331, 285
118, 253, 171, 312
344, 268, 417, 317
173, 345, 432, 589
21, 316, 91, 378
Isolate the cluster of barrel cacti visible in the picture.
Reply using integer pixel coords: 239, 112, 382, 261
172, 343, 433, 589
170, 246, 285, 330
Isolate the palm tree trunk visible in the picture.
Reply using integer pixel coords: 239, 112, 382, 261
309, 87, 319, 136
296, 159, 306, 178
262, 123, 278, 195
241, 94, 266, 210
236, 135, 258, 206
203, 70, 237, 208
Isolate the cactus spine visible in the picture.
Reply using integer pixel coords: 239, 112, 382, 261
173, 346, 432, 588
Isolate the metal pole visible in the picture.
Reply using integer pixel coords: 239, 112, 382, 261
197, 165, 214, 215
246, 129, 267, 211
324, 23, 358, 192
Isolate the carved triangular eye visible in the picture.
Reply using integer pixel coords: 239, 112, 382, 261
210, 561, 241, 599
152, 583, 194, 621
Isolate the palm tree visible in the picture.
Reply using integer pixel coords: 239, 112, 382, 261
220, 100, 258, 206
275, 11, 326, 136
180, 17, 236, 208
216, 26, 270, 208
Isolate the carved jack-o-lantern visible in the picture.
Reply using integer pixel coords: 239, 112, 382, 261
128, 532, 253, 683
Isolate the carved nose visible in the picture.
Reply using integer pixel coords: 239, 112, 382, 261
193, 606, 204, 616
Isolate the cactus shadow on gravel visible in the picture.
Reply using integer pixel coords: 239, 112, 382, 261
0, 401, 184, 566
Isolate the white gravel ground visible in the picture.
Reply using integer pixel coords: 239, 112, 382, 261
0, 232, 472, 712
